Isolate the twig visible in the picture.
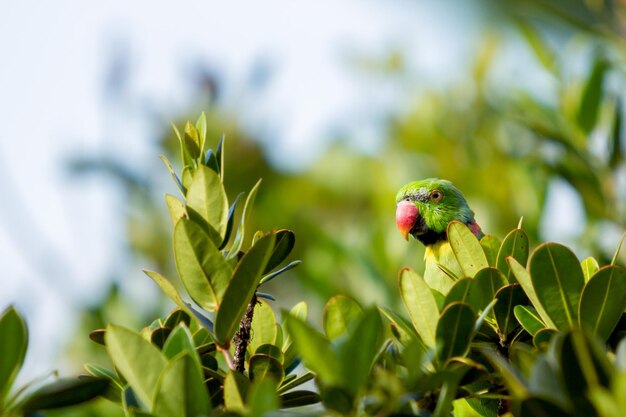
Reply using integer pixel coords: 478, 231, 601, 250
232, 293, 259, 373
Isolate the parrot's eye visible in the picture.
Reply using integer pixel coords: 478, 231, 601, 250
430, 190, 443, 203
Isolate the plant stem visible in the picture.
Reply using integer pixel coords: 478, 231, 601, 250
232, 293, 258, 373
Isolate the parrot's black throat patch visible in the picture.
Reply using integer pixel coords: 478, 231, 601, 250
409, 215, 447, 246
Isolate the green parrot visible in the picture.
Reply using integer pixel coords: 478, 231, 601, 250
395, 178, 484, 294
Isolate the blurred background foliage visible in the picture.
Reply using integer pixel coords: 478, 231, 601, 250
44, 1, 626, 415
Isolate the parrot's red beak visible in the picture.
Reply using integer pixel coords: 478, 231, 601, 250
396, 200, 419, 241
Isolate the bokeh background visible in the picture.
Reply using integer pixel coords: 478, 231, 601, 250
1, 1, 626, 415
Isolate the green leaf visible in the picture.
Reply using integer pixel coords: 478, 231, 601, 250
162, 325, 200, 369
480, 234, 501, 267
264, 229, 296, 274
174, 218, 232, 311
338, 308, 383, 395
285, 316, 340, 385
143, 270, 213, 331
0, 306, 27, 403
185, 166, 229, 244
479, 348, 528, 398
278, 372, 314, 394
444, 278, 482, 313
105, 324, 167, 409
514, 305, 545, 336
579, 265, 626, 341
164, 309, 191, 330
399, 268, 439, 347
247, 300, 278, 355
496, 228, 530, 282
474, 267, 508, 310
581, 257, 600, 282
279, 390, 321, 408
323, 295, 363, 341
436, 302, 476, 362
214, 233, 276, 346
529, 243, 584, 331
448, 221, 489, 277
577, 58, 608, 134
195, 112, 207, 155
216, 134, 225, 180
150, 328, 171, 349
219, 192, 243, 250
165, 194, 187, 226
183, 121, 201, 160
255, 344, 284, 363
20, 377, 109, 413
507, 257, 557, 328
160, 155, 185, 195
533, 328, 557, 349
88, 329, 106, 346
281, 302, 308, 370
612, 232, 626, 265
259, 260, 302, 285
494, 284, 528, 338
248, 378, 280, 417
249, 354, 284, 384
378, 306, 420, 348
519, 397, 570, 417
223, 371, 248, 413
228, 179, 262, 259
153, 354, 211, 417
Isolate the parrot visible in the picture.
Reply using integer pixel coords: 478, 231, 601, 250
395, 178, 484, 294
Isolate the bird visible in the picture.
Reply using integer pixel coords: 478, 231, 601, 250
395, 178, 484, 294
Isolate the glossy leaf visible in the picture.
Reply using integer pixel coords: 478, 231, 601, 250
88, 329, 106, 346
153, 354, 210, 417
174, 218, 232, 311
378, 306, 419, 347
579, 265, 626, 341
249, 354, 284, 383
338, 308, 383, 395
399, 267, 439, 347
533, 328, 557, 349
248, 378, 280, 417
255, 344, 283, 363
264, 229, 296, 273
219, 192, 243, 250
185, 166, 229, 243
448, 221, 489, 277
0, 306, 27, 403
529, 243, 584, 331
183, 122, 201, 160
164, 309, 191, 329
214, 233, 276, 346
444, 278, 482, 313
20, 377, 109, 413
474, 267, 508, 310
228, 179, 262, 259
248, 300, 278, 355
223, 371, 248, 413
281, 302, 308, 370
479, 348, 528, 398
480, 234, 501, 267
162, 325, 200, 368
150, 328, 171, 349
143, 270, 214, 330
494, 284, 527, 337
279, 390, 321, 408
323, 295, 363, 341
165, 194, 187, 226
160, 155, 185, 195
105, 324, 167, 409
277, 371, 314, 394
285, 316, 340, 385
507, 257, 557, 329
581, 257, 600, 282
436, 302, 476, 362
259, 260, 301, 285
514, 305, 545, 336
496, 228, 529, 282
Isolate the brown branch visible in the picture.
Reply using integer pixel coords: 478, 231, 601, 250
232, 293, 258, 373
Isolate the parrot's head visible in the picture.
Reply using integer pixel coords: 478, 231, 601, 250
395, 178, 482, 245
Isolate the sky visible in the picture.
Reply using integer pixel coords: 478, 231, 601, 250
0, 0, 589, 381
